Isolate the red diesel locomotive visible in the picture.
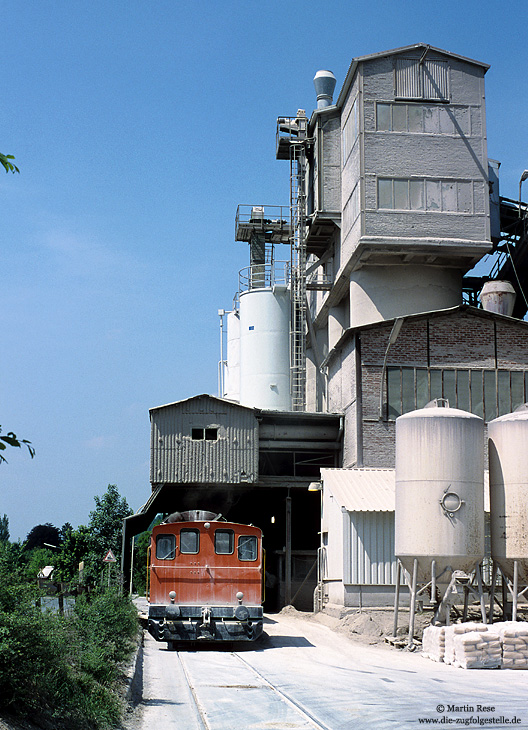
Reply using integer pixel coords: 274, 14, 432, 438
147, 511, 264, 645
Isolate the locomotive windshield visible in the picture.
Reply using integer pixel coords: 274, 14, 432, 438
238, 535, 258, 561
180, 528, 199, 554
156, 534, 176, 560
215, 529, 234, 554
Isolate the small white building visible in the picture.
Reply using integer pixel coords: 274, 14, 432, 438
320, 468, 399, 608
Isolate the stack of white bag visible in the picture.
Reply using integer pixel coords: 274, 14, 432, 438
422, 625, 446, 662
453, 630, 502, 669
494, 621, 528, 669
443, 623, 489, 666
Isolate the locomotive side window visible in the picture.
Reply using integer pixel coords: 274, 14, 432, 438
180, 528, 199, 554
238, 535, 258, 561
215, 529, 234, 554
156, 534, 176, 560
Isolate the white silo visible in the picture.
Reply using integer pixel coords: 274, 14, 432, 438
393, 400, 486, 641
223, 310, 241, 402
239, 283, 291, 411
488, 405, 528, 617
395, 401, 485, 584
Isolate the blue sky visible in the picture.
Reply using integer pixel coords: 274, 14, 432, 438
2, 0, 527, 541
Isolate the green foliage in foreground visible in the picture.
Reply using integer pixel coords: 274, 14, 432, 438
0, 544, 139, 729
0, 153, 19, 174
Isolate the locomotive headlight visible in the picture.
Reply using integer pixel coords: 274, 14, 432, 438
236, 591, 244, 603
169, 590, 176, 604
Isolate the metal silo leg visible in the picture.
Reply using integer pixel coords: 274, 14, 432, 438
392, 561, 401, 638
513, 560, 519, 622
408, 559, 418, 650
476, 564, 487, 624
488, 563, 497, 624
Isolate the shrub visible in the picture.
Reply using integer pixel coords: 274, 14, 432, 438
0, 547, 138, 730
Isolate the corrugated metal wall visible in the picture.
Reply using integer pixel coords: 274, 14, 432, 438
150, 397, 258, 484
348, 512, 396, 584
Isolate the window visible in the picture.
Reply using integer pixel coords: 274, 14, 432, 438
376, 103, 470, 136
386, 367, 528, 421
343, 184, 360, 232
238, 535, 258, 562
395, 58, 449, 101
180, 528, 199, 554
342, 96, 359, 165
191, 428, 218, 441
378, 178, 475, 213
215, 529, 234, 554
377, 179, 424, 211
156, 534, 176, 560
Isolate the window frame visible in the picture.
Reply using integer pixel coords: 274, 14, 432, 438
386, 366, 528, 422
214, 528, 234, 555
179, 528, 200, 555
191, 427, 219, 441
155, 534, 176, 561
238, 535, 259, 562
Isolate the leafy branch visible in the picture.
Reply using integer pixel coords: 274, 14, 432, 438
0, 153, 19, 174
0, 427, 35, 463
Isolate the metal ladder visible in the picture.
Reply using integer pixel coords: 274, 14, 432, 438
289, 131, 308, 411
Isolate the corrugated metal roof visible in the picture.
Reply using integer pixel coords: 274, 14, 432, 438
321, 468, 490, 512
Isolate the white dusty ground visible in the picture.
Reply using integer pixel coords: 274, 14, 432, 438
126, 607, 528, 730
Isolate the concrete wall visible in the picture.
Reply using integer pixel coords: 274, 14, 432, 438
313, 111, 341, 214
351, 50, 490, 258
306, 47, 493, 414
349, 265, 462, 328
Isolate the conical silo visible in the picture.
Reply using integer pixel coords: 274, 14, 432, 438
395, 401, 485, 585
488, 405, 528, 585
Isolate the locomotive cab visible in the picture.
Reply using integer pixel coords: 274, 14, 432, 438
147, 511, 264, 644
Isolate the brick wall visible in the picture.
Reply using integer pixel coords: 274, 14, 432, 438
343, 309, 528, 468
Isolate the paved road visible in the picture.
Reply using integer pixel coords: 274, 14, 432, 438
132, 613, 528, 729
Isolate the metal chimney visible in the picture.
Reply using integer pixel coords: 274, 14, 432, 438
313, 70, 336, 109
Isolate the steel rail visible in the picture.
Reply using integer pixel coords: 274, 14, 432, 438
176, 651, 211, 730
175, 647, 334, 730
232, 651, 334, 730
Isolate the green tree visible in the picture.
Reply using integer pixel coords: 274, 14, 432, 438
53, 525, 92, 583
24, 523, 61, 551
0, 426, 34, 464
88, 484, 132, 562
0, 515, 9, 543
0, 152, 19, 174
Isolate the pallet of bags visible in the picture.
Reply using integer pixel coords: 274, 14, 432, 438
422, 625, 446, 662
443, 623, 488, 666
494, 621, 528, 669
453, 630, 502, 669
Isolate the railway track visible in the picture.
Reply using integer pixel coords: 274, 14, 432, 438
175, 648, 333, 730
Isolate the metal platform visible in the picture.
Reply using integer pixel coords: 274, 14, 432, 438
235, 204, 291, 244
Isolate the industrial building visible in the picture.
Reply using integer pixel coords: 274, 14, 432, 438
124, 43, 528, 616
